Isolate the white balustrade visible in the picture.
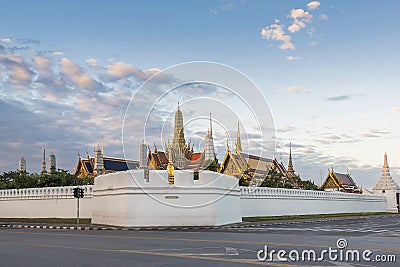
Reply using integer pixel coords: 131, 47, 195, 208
239, 186, 385, 202
0, 185, 93, 200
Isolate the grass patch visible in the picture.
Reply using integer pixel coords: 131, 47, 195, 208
0, 218, 91, 224
243, 212, 395, 222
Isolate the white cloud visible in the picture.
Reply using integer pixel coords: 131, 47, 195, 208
52, 51, 64, 55
261, 20, 294, 50
360, 129, 390, 138
307, 1, 320, 10
0, 38, 13, 43
60, 58, 94, 89
86, 58, 98, 67
319, 14, 329, 20
392, 107, 400, 112
278, 86, 309, 94
9, 66, 32, 85
287, 9, 313, 33
286, 55, 301, 60
260, 1, 327, 50
107, 61, 160, 80
34, 56, 51, 70
0, 53, 34, 86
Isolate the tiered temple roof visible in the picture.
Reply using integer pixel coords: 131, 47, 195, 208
322, 169, 361, 193
73, 156, 139, 178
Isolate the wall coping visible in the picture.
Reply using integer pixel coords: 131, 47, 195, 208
0, 185, 93, 200
240, 186, 386, 202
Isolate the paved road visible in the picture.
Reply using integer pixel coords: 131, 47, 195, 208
0, 215, 399, 266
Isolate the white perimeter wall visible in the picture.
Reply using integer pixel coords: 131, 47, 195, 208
241, 187, 387, 217
0, 186, 93, 218
0, 176, 389, 224
92, 170, 241, 227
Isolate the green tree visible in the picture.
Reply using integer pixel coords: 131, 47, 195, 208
202, 159, 220, 172
260, 166, 284, 188
0, 169, 94, 189
238, 176, 250, 186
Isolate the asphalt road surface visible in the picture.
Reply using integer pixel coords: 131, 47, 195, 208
1, 215, 399, 266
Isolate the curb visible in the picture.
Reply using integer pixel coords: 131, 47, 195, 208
1, 214, 397, 232
0, 224, 224, 231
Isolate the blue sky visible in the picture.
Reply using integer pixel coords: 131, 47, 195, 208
1, 0, 400, 188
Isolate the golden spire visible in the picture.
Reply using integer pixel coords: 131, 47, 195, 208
287, 143, 295, 177
167, 145, 175, 184
209, 112, 212, 135
235, 122, 242, 153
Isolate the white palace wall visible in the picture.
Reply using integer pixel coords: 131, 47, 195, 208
0, 186, 93, 218
91, 170, 241, 227
241, 187, 386, 217
0, 170, 388, 226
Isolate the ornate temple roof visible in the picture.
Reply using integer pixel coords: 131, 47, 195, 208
322, 169, 360, 193
335, 172, 357, 186
74, 156, 139, 177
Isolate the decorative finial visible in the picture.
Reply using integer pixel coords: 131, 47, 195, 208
235, 122, 242, 153
384, 152, 388, 167
287, 142, 295, 177
209, 112, 213, 136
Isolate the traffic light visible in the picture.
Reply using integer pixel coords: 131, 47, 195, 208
79, 188, 85, 198
73, 187, 79, 198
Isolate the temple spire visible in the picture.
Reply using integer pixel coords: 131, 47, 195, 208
204, 112, 216, 161
172, 102, 185, 152
48, 150, 56, 173
373, 153, 400, 191
19, 155, 26, 172
209, 112, 212, 135
41, 149, 46, 174
384, 152, 388, 167
287, 143, 295, 177
235, 122, 242, 153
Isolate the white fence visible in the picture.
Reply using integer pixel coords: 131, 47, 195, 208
0, 186, 93, 199
0, 186, 93, 218
240, 187, 387, 217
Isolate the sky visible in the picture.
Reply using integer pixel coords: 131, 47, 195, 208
1, 0, 400, 189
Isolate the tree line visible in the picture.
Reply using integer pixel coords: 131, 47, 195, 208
0, 169, 93, 190
239, 165, 321, 190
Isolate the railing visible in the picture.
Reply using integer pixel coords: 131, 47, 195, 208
0, 185, 93, 200
240, 186, 385, 201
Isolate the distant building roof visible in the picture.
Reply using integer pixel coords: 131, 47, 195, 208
73, 156, 139, 177
335, 172, 357, 186
322, 170, 360, 193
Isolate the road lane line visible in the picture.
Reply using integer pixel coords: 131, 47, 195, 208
1, 229, 399, 253
0, 241, 293, 267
